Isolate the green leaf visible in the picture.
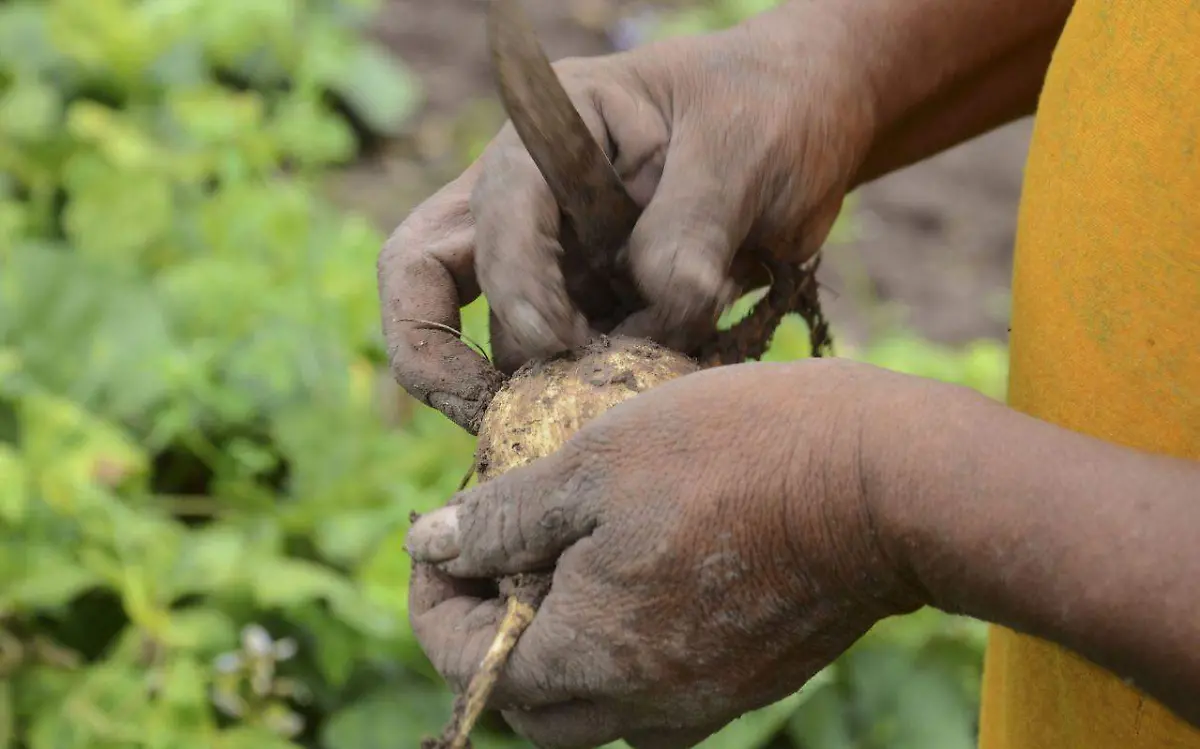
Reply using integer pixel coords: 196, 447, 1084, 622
887, 665, 978, 749
194, 0, 298, 72
217, 725, 303, 749
317, 505, 409, 565
0, 545, 101, 611
0, 446, 28, 524
61, 154, 174, 263
162, 608, 238, 652
65, 102, 163, 170
0, 203, 29, 255
788, 684, 856, 749
327, 41, 423, 136
19, 389, 149, 503
271, 95, 356, 167
252, 558, 348, 607
695, 686, 820, 749
156, 654, 210, 710
167, 86, 266, 146
286, 606, 361, 689
843, 645, 915, 723
0, 681, 13, 749
0, 3, 56, 74
0, 77, 63, 141
354, 525, 410, 596
147, 37, 208, 89
321, 680, 454, 749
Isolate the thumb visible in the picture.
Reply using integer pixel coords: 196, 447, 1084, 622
615, 133, 747, 351
405, 452, 599, 578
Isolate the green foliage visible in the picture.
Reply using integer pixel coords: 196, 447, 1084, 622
0, 0, 1007, 747
0, 0, 468, 746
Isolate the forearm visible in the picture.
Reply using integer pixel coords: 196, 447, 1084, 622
852, 26, 1062, 185
871, 384, 1200, 726
749, 0, 1073, 184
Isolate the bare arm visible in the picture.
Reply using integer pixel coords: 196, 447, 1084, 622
868, 383, 1200, 725
745, 0, 1074, 184
774, 0, 1200, 717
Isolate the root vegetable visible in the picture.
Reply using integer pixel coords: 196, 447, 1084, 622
476, 336, 702, 481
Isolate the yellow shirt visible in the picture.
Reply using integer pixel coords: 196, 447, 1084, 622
978, 1, 1200, 748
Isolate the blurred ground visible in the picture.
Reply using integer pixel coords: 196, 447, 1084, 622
332, 0, 1032, 349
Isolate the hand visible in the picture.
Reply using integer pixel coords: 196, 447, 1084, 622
377, 5, 876, 433
405, 359, 927, 749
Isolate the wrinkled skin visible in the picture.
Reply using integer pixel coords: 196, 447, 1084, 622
406, 360, 927, 749
376, 11, 872, 433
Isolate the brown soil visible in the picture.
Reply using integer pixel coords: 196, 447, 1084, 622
334, 0, 1031, 350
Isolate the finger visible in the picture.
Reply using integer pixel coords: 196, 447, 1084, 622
408, 562, 499, 691
501, 701, 629, 749
410, 584, 587, 707
614, 129, 748, 352
471, 128, 592, 363
406, 449, 598, 578
409, 593, 510, 695
378, 172, 505, 434
408, 562, 497, 624
488, 304, 539, 377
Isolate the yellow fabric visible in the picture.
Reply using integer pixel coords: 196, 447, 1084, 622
978, 1, 1200, 748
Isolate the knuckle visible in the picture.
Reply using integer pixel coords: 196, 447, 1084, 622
548, 438, 604, 491
549, 57, 613, 132
390, 177, 473, 247
565, 427, 618, 466
456, 494, 504, 571
458, 485, 540, 571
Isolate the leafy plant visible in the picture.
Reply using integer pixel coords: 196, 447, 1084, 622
0, 0, 470, 746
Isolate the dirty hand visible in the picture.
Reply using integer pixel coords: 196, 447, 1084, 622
405, 359, 926, 749
377, 5, 875, 433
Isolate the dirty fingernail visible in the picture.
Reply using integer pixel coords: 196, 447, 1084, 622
406, 506, 461, 563
508, 300, 556, 349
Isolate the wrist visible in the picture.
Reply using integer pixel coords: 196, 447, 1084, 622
769, 361, 933, 617
855, 373, 996, 614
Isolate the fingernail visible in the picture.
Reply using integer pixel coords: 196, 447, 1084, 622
405, 506, 461, 563
509, 301, 556, 348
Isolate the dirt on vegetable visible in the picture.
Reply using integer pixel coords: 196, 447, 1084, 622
476, 335, 702, 479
